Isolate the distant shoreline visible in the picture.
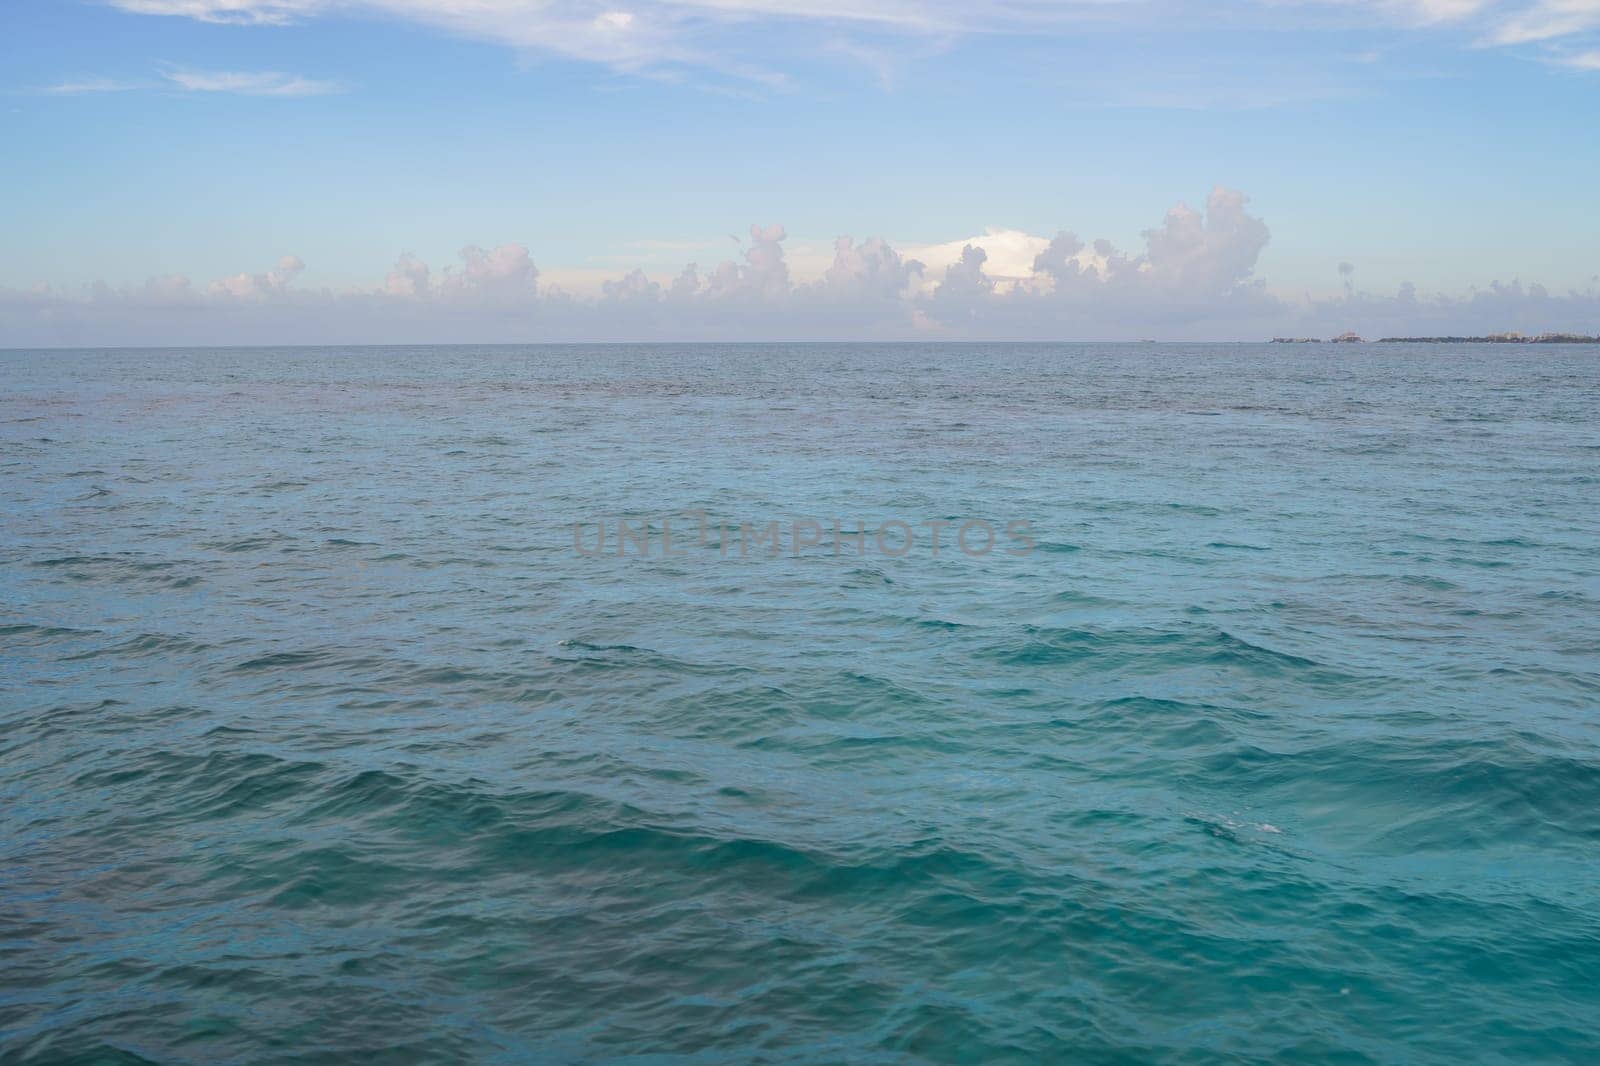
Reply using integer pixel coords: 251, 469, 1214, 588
1373, 334, 1600, 344
1273, 333, 1600, 344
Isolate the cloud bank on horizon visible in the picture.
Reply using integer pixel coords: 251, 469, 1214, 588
7, 188, 1597, 345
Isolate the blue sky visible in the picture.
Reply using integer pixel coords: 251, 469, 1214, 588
2, 0, 1598, 343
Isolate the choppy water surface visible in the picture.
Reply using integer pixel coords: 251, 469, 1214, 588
3, 343, 1599, 1063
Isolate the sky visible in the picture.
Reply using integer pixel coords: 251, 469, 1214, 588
2, 0, 1598, 343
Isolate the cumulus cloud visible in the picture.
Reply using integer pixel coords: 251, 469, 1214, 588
907, 186, 1279, 334
384, 253, 430, 298
601, 268, 662, 304
699, 224, 791, 300
922, 245, 996, 324
1303, 277, 1600, 336
814, 236, 924, 302
207, 255, 305, 299
1139, 187, 1272, 298
445, 244, 541, 301
906, 228, 1049, 286
4, 189, 1598, 345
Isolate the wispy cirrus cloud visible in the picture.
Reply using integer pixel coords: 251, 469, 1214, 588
1486, 0, 1600, 43
43, 77, 153, 94
162, 69, 343, 95
1553, 45, 1600, 64
1391, 0, 1494, 24
97, 0, 1600, 78
41, 68, 342, 96
107, 0, 320, 24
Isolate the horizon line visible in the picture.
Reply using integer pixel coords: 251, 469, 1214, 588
7, 338, 1600, 353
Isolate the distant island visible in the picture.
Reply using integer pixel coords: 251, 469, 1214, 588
1271, 332, 1364, 343
1272, 332, 1599, 344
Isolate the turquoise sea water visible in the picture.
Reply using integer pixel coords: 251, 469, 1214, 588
2, 343, 1598, 1063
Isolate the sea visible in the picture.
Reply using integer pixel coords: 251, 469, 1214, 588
2, 342, 1598, 1064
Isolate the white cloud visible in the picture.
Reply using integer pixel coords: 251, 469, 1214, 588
903, 228, 1051, 286
710, 223, 792, 298
906, 186, 1279, 333
443, 244, 541, 300
41, 69, 341, 97
1304, 277, 1600, 336
100, 0, 1600, 78
377, 245, 541, 301
814, 235, 924, 301
384, 253, 430, 298
108, 0, 321, 24
1487, 0, 1600, 43
42, 77, 151, 94
1393, 0, 1494, 24
106, 0, 1018, 38
162, 69, 344, 95
208, 254, 305, 298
